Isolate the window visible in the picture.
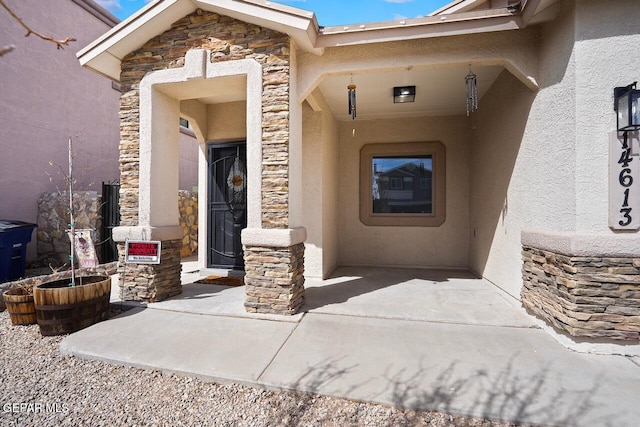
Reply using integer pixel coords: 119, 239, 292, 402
372, 156, 432, 214
360, 142, 446, 227
389, 177, 403, 190
179, 117, 190, 128
419, 177, 431, 191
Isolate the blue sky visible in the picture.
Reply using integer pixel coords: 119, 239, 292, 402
97, 0, 452, 26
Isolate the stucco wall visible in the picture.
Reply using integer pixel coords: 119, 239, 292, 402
470, 0, 640, 298
469, 70, 539, 296
573, 0, 640, 232
179, 129, 198, 191
321, 101, 340, 276
207, 101, 247, 142
301, 98, 339, 278
302, 103, 323, 277
470, 3, 576, 297
0, 0, 120, 262
338, 116, 471, 269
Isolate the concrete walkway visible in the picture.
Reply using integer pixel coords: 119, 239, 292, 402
61, 265, 640, 427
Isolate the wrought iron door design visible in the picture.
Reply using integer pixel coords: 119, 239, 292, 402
207, 142, 247, 269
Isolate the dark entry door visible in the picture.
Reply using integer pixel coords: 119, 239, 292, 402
207, 142, 247, 269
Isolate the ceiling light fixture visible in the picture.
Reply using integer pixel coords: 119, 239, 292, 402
393, 86, 416, 103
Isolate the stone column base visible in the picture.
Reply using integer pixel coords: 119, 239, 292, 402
521, 230, 640, 341
116, 239, 182, 302
242, 227, 307, 315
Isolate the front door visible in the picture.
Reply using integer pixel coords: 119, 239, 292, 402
207, 142, 247, 269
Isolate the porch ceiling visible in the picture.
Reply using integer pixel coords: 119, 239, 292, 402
157, 74, 247, 104
318, 64, 504, 120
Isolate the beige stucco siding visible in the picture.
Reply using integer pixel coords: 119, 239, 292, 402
321, 103, 340, 276
337, 116, 471, 269
470, 3, 576, 297
178, 130, 198, 191
207, 102, 247, 142
302, 103, 323, 277
302, 99, 339, 278
573, 0, 640, 232
469, 0, 640, 298
469, 70, 539, 297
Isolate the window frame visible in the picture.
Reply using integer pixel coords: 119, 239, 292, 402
360, 141, 446, 227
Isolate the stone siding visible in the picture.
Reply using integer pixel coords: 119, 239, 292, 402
116, 9, 301, 309
36, 191, 101, 267
244, 243, 304, 315
118, 9, 291, 228
117, 239, 182, 302
522, 246, 640, 341
36, 191, 197, 266
178, 190, 198, 258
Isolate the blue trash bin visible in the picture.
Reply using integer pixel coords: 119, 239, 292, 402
0, 220, 37, 283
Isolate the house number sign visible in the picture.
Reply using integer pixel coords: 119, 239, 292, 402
609, 131, 640, 230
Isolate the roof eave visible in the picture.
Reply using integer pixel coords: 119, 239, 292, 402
317, 8, 521, 48
77, 0, 547, 82
195, 0, 322, 56
77, 0, 322, 82
77, 0, 191, 81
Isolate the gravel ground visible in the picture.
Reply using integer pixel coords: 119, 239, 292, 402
0, 310, 527, 427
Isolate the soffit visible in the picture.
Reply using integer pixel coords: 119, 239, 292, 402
318, 65, 504, 120
157, 74, 247, 104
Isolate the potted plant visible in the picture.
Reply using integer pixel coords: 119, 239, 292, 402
33, 137, 111, 336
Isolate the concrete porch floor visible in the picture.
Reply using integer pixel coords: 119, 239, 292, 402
65, 262, 640, 426
113, 261, 534, 327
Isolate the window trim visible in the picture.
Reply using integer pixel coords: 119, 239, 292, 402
360, 141, 446, 227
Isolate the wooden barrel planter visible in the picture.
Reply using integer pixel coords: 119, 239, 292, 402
3, 287, 36, 325
33, 276, 111, 336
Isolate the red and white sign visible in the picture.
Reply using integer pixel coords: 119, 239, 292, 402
125, 240, 162, 264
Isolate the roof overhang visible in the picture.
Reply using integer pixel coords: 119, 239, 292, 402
78, 0, 554, 83
77, 0, 322, 82
317, 7, 521, 48
316, 0, 553, 47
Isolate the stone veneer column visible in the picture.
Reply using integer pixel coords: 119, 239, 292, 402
242, 228, 306, 315
116, 239, 182, 302
112, 9, 298, 303
521, 230, 640, 341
